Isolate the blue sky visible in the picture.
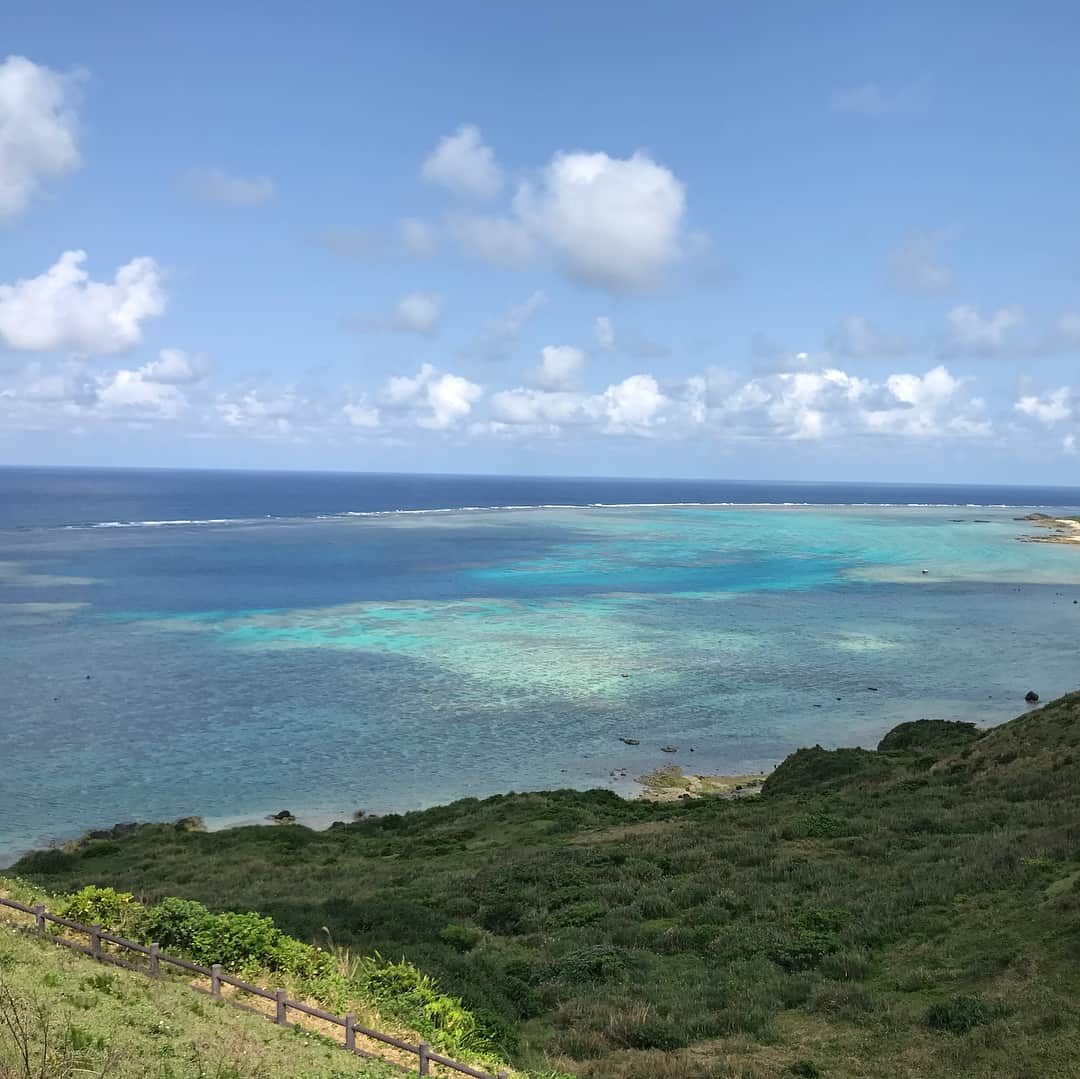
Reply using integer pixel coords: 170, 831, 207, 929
1, 1, 1079, 482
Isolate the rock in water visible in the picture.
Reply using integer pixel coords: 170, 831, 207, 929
620, 737, 641, 746
1025, 690, 1040, 703
269, 809, 296, 822
661, 745, 679, 753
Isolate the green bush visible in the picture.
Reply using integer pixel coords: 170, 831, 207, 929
540, 945, 630, 984
925, 994, 1007, 1034
58, 886, 134, 932
134, 897, 211, 953
440, 924, 483, 952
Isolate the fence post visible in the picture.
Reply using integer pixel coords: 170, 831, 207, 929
211, 964, 221, 997
33, 904, 45, 935
149, 943, 160, 977
343, 1013, 356, 1051
275, 988, 287, 1025
418, 1041, 429, 1075
91, 923, 102, 961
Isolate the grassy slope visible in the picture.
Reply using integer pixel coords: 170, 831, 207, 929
0, 920, 401, 1078
10, 694, 1080, 1079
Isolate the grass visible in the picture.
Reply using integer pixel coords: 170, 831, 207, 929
9, 694, 1080, 1078
0, 920, 403, 1078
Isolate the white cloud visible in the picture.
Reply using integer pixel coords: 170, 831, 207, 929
1015, 387, 1072, 426
594, 316, 615, 350
184, 167, 274, 206
888, 235, 954, 294
531, 345, 584, 391
216, 389, 302, 437
514, 150, 686, 292
827, 316, 908, 359
1064, 434, 1076, 455
861, 366, 989, 437
400, 218, 437, 258
465, 290, 547, 361
449, 214, 535, 267
944, 304, 1024, 356
0, 250, 166, 354
831, 78, 931, 117
351, 292, 443, 335
379, 363, 482, 429
490, 373, 671, 437
96, 368, 188, 418
0, 55, 81, 220
343, 400, 380, 428
141, 348, 209, 384
394, 293, 442, 334
422, 124, 502, 199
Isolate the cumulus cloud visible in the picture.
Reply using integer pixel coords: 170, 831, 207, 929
216, 388, 304, 437
141, 348, 209, 384
96, 368, 188, 418
531, 345, 584, 391
350, 292, 443, 336
831, 77, 931, 117
422, 125, 502, 199
342, 400, 380, 428
943, 304, 1024, 356
1015, 387, 1072, 426
0, 250, 166, 354
0, 55, 82, 220
184, 167, 274, 206
464, 290, 547, 362
514, 150, 686, 292
490, 373, 672, 437
379, 363, 482, 429
860, 366, 988, 437
400, 218, 438, 258
888, 234, 954, 294
827, 315, 908, 359
594, 316, 615, 350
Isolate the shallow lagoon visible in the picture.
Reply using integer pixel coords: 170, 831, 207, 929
3, 500, 1080, 861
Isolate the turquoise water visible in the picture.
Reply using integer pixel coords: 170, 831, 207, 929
3, 497, 1080, 861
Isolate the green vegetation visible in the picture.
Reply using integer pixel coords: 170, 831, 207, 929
1, 882, 500, 1070
0, 920, 402, 1078
9, 697, 1080, 1078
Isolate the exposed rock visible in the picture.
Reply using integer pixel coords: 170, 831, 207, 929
85, 822, 139, 841
174, 816, 205, 833
1025, 690, 1040, 703
620, 738, 641, 746
269, 809, 296, 822
661, 745, 679, 753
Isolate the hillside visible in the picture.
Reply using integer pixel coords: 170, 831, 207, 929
0, 918, 402, 1078
10, 694, 1080, 1079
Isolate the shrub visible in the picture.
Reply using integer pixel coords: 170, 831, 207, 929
540, 945, 631, 985
793, 812, 846, 838
134, 897, 212, 953
58, 886, 134, 932
878, 720, 981, 756
190, 910, 281, 971
925, 994, 1007, 1034
440, 924, 483, 952
790, 1063, 820, 1078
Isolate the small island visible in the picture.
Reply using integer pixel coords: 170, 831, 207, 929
1017, 512, 1080, 546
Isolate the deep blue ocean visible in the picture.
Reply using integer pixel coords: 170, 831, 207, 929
3, 466, 1080, 862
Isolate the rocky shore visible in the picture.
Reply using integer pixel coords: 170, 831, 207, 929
1017, 512, 1080, 546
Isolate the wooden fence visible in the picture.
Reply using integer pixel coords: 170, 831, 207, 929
0, 896, 507, 1079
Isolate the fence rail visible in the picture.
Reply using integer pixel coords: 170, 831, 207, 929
0, 896, 507, 1079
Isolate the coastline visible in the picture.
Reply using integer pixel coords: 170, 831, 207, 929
1018, 512, 1080, 546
